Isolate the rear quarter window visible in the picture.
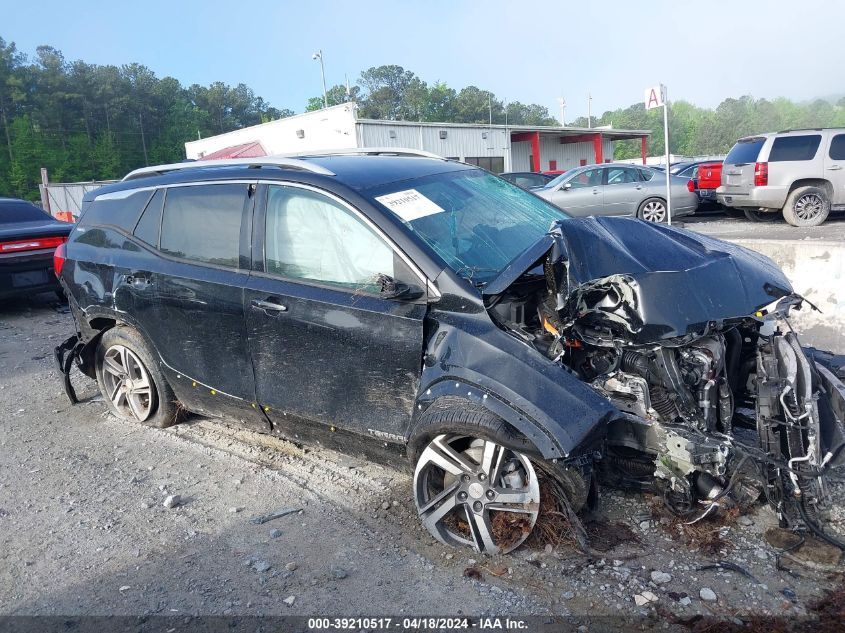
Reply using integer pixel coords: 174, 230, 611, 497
724, 138, 765, 165
83, 189, 155, 232
768, 135, 821, 162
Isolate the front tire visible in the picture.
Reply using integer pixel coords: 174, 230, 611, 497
95, 326, 180, 428
638, 197, 667, 222
782, 186, 830, 227
410, 404, 543, 554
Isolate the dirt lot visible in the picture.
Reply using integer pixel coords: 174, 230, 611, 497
2, 295, 845, 630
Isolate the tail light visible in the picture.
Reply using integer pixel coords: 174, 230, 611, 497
0, 235, 67, 254
754, 162, 768, 186
687, 179, 696, 192
53, 242, 67, 278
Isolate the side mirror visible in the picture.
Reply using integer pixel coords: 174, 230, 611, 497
374, 273, 424, 301
561, 182, 572, 191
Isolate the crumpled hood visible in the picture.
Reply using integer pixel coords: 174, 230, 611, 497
487, 216, 794, 343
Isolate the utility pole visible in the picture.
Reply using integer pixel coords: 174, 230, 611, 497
313, 50, 328, 109
558, 97, 566, 126
138, 113, 148, 166
587, 93, 592, 128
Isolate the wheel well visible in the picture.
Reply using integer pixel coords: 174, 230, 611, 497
88, 317, 117, 332
788, 179, 833, 199
407, 396, 540, 464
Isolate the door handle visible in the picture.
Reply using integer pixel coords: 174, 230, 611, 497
635, 185, 643, 190
827, 165, 842, 171
592, 189, 600, 195
125, 273, 151, 287
251, 298, 288, 313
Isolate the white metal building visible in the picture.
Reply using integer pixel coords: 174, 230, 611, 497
184, 102, 651, 173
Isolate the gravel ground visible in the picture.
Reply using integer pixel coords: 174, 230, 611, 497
1, 295, 843, 629
681, 211, 845, 242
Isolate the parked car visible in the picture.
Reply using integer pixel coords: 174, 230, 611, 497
54, 151, 845, 555
717, 128, 845, 226
498, 171, 555, 189
534, 163, 698, 221
680, 160, 725, 212
0, 197, 72, 301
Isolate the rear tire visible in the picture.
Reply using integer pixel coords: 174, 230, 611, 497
782, 186, 830, 227
637, 197, 668, 222
743, 208, 779, 222
95, 326, 180, 428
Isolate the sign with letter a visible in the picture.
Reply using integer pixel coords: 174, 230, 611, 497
644, 85, 665, 110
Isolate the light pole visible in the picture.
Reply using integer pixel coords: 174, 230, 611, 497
312, 50, 328, 109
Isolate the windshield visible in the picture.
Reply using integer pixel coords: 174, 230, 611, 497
366, 169, 567, 286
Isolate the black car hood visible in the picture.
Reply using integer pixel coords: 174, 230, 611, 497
486, 216, 793, 343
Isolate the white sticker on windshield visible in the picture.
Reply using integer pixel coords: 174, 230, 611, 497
375, 189, 445, 222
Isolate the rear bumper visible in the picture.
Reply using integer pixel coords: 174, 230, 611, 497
716, 185, 788, 210
0, 249, 60, 300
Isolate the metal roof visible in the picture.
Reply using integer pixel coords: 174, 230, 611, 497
356, 118, 652, 140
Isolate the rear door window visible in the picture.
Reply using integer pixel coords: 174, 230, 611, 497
638, 168, 656, 181
160, 184, 249, 268
768, 135, 822, 162
605, 167, 639, 185
724, 138, 765, 165
829, 134, 845, 160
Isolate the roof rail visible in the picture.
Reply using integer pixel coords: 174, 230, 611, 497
283, 147, 445, 160
776, 127, 838, 134
121, 157, 336, 181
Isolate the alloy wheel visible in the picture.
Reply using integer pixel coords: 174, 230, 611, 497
101, 344, 155, 421
641, 200, 667, 222
413, 434, 540, 554
794, 193, 824, 221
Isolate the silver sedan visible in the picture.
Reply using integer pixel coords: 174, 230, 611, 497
533, 163, 698, 221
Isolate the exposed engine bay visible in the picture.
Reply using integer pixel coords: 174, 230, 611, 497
485, 218, 845, 539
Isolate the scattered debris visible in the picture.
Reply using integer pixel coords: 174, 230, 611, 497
332, 567, 348, 579
269, 529, 282, 538
561, 591, 574, 600
765, 527, 843, 569
463, 567, 483, 581
697, 561, 760, 584
118, 586, 130, 592
650, 570, 671, 584
283, 595, 295, 606
700, 587, 717, 602
252, 560, 271, 573
285, 562, 297, 572
634, 591, 658, 606
249, 507, 300, 525
229, 507, 242, 513
162, 495, 180, 509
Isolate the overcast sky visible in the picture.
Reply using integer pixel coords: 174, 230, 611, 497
3, 0, 844, 120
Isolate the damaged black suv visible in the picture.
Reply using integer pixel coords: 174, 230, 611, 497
56, 150, 845, 555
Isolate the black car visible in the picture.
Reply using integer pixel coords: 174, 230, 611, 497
498, 171, 555, 189
55, 151, 845, 554
1, 197, 72, 301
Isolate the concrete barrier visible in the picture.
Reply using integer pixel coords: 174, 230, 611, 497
725, 238, 845, 352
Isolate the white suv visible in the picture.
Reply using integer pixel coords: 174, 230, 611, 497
717, 128, 845, 226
